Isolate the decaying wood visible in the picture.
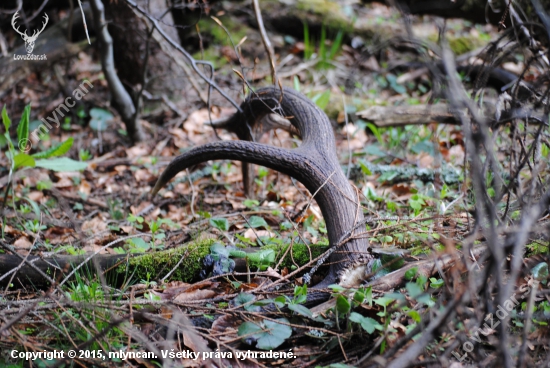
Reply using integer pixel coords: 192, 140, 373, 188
310, 245, 488, 315
357, 104, 462, 127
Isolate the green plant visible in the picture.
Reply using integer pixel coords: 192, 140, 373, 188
127, 214, 144, 230
1, 105, 87, 237
108, 198, 124, 220
139, 272, 158, 288
24, 219, 46, 233
79, 149, 92, 161
302, 23, 344, 69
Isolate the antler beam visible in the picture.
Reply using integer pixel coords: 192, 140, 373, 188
153, 87, 372, 288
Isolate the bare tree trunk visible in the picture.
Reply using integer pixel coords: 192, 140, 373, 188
89, 0, 146, 143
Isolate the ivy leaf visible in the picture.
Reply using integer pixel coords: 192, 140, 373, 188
32, 137, 74, 159
238, 318, 292, 350
13, 153, 35, 169
209, 217, 229, 232
17, 104, 31, 142
34, 158, 88, 172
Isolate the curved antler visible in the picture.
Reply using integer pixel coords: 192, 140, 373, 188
153, 87, 372, 287
34, 13, 49, 39
11, 12, 27, 38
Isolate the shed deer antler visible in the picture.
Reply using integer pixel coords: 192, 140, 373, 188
207, 105, 297, 197
152, 87, 373, 289
12, 12, 49, 54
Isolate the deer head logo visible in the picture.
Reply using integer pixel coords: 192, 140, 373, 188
12, 12, 49, 54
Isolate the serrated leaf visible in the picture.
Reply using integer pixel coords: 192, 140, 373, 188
32, 137, 74, 159
34, 157, 88, 172
17, 105, 30, 142
247, 215, 269, 229
13, 153, 35, 169
2, 105, 11, 130
209, 217, 229, 232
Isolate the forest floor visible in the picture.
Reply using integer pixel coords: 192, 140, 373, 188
0, 1, 549, 367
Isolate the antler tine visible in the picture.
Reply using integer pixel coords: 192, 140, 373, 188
11, 12, 27, 37
153, 87, 373, 293
38, 13, 49, 34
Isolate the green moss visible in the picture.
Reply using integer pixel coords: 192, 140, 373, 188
116, 238, 214, 282
198, 16, 248, 45
192, 47, 228, 69
295, 0, 351, 30
261, 241, 330, 270
428, 34, 483, 55
448, 36, 482, 55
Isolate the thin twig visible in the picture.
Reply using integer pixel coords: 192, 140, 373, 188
252, 0, 278, 86
124, 0, 241, 112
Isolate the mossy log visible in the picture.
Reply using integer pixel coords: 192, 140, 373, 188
0, 238, 329, 289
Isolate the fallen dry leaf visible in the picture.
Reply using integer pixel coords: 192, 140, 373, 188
79, 180, 92, 196
14, 236, 33, 250
82, 216, 108, 233
173, 289, 217, 303
243, 229, 275, 242
27, 191, 44, 202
